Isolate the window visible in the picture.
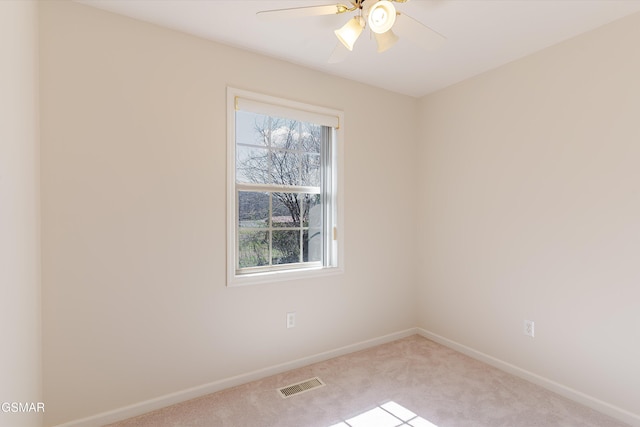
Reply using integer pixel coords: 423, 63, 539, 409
227, 88, 343, 286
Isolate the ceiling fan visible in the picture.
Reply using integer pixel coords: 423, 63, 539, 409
257, 0, 446, 63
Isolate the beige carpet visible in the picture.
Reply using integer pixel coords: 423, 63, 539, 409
106, 335, 628, 427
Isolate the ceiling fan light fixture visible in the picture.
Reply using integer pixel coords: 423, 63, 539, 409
368, 0, 396, 34
334, 16, 365, 51
374, 29, 399, 53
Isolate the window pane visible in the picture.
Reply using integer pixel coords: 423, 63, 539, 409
236, 111, 270, 146
303, 229, 322, 262
272, 193, 301, 227
238, 229, 269, 268
270, 119, 300, 150
304, 193, 323, 262
238, 192, 268, 228
271, 150, 301, 186
302, 153, 321, 187
301, 123, 321, 153
272, 230, 300, 265
236, 145, 269, 184
303, 193, 322, 227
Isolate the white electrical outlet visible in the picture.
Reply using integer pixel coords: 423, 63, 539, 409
524, 320, 535, 338
286, 312, 296, 329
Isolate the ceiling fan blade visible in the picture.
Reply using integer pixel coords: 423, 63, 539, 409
328, 41, 351, 63
394, 12, 446, 51
257, 4, 350, 20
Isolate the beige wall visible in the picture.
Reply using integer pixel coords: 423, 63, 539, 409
417, 11, 640, 421
39, 1, 418, 425
0, 1, 42, 427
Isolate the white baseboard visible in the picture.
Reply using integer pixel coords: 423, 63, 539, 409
417, 328, 640, 427
53, 328, 419, 427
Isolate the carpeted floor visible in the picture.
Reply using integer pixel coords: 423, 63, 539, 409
106, 335, 629, 427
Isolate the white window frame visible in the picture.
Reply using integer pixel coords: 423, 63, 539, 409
227, 87, 344, 287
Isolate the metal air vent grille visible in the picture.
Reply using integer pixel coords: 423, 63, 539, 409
277, 377, 325, 398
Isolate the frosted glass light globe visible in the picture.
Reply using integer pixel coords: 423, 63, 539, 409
368, 1, 396, 34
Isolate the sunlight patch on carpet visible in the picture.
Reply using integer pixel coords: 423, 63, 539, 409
329, 401, 438, 427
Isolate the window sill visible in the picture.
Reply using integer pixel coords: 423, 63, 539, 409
227, 265, 344, 287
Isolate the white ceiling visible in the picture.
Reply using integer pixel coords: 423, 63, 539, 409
78, 0, 640, 97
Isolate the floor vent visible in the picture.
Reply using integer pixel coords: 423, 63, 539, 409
277, 377, 325, 399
